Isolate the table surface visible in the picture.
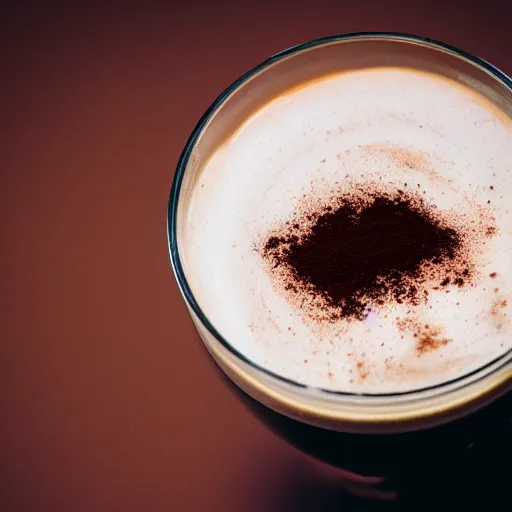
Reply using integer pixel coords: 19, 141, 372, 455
1, 2, 510, 511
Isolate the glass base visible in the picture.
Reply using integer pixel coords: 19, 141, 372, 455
312, 461, 398, 502
311, 446, 509, 508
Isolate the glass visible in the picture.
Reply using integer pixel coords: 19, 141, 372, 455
167, 33, 511, 506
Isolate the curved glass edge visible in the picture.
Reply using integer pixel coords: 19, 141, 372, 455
167, 32, 512, 400
205, 326, 510, 432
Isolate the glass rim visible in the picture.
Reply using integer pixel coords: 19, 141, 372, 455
167, 31, 512, 400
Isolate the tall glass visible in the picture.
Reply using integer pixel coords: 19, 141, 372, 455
167, 33, 511, 506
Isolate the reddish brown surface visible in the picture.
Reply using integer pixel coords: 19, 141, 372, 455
1, 2, 510, 511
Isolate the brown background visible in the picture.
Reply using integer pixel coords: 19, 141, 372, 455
1, 2, 510, 511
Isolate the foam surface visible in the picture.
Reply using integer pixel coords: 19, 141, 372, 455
183, 68, 512, 393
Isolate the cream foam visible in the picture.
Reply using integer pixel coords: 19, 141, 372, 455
182, 68, 512, 393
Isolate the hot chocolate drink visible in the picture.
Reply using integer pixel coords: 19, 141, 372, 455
170, 35, 512, 505
183, 67, 512, 393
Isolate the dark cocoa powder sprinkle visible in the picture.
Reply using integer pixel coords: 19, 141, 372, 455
260, 188, 474, 322
395, 317, 451, 355
416, 328, 450, 355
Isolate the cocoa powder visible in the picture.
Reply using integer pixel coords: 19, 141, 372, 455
261, 188, 474, 322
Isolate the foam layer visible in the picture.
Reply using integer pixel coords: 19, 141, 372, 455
183, 68, 512, 393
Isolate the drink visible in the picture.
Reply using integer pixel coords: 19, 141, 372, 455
184, 67, 512, 394
168, 34, 511, 503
